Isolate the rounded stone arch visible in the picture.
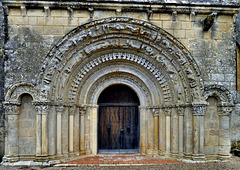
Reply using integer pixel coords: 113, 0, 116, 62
203, 84, 234, 105
85, 74, 153, 107
36, 17, 204, 105
5, 82, 38, 103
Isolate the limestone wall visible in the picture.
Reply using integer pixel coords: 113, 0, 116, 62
4, 7, 238, 93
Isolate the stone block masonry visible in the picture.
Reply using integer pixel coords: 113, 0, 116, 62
1, 0, 240, 164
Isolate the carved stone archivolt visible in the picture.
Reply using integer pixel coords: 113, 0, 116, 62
36, 17, 203, 105
203, 84, 234, 105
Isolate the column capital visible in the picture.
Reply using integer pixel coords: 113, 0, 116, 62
177, 106, 185, 116
56, 105, 64, 113
42, 105, 49, 115
69, 105, 76, 115
164, 107, 171, 116
219, 106, 233, 116
3, 102, 21, 115
192, 103, 207, 116
33, 103, 50, 115
79, 106, 87, 116
152, 108, 159, 116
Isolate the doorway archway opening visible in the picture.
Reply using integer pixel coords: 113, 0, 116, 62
97, 84, 140, 153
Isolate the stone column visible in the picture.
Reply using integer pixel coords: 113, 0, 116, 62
69, 106, 75, 155
139, 106, 147, 155
34, 105, 42, 156
56, 105, 64, 156
90, 105, 98, 155
4, 103, 20, 162
164, 107, 171, 156
41, 105, 49, 156
79, 106, 86, 155
184, 105, 193, 159
218, 105, 232, 160
177, 106, 185, 157
152, 108, 159, 154
171, 107, 178, 157
192, 104, 206, 161
158, 108, 166, 156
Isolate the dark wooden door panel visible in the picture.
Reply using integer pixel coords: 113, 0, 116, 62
98, 85, 140, 152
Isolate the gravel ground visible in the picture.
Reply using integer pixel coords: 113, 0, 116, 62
0, 156, 239, 170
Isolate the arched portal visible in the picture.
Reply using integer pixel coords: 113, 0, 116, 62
6, 17, 232, 163
97, 85, 140, 153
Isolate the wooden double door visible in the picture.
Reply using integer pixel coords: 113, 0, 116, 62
98, 85, 140, 153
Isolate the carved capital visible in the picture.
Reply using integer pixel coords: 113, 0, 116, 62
177, 106, 185, 116
69, 105, 76, 115
219, 106, 232, 116
56, 105, 64, 114
192, 104, 207, 116
79, 106, 87, 116
34, 105, 42, 115
164, 107, 171, 116
3, 102, 20, 115
42, 105, 49, 115
152, 108, 159, 116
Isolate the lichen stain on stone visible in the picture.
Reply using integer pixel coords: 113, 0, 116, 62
4, 27, 53, 90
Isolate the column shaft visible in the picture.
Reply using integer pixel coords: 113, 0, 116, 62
154, 115, 159, 152
159, 108, 166, 155
42, 113, 48, 155
192, 104, 206, 161
166, 115, 171, 154
178, 115, 184, 155
56, 112, 62, 154
69, 114, 74, 152
7, 114, 19, 159
36, 114, 42, 156
80, 114, 85, 154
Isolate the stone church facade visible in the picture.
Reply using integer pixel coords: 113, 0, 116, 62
0, 0, 240, 164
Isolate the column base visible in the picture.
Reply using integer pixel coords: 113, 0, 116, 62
6, 155, 19, 163
171, 152, 179, 158
35, 155, 49, 162
68, 152, 75, 157
80, 150, 86, 155
55, 153, 63, 159
177, 152, 184, 159
164, 151, 171, 157
192, 154, 205, 161
219, 154, 232, 161
184, 153, 192, 160
158, 150, 165, 156
74, 151, 80, 156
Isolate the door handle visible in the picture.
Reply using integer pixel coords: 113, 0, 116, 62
127, 125, 131, 132
107, 125, 111, 131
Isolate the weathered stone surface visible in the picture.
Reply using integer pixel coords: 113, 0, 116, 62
0, 0, 240, 164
